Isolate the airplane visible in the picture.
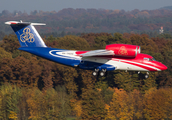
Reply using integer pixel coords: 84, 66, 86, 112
5, 20, 167, 78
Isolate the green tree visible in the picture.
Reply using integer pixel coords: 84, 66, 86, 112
81, 88, 107, 120
0, 84, 22, 120
0, 47, 12, 59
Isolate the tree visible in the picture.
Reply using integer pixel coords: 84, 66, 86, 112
0, 56, 41, 87
38, 59, 53, 91
107, 88, 134, 120
81, 88, 107, 120
0, 47, 12, 59
0, 35, 20, 53
143, 88, 172, 119
113, 71, 133, 92
57, 65, 78, 98
0, 84, 22, 120
55, 35, 90, 50
26, 88, 46, 119
55, 86, 71, 119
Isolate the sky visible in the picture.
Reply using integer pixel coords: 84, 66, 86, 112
0, 0, 172, 13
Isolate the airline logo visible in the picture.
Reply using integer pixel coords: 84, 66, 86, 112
20, 28, 35, 43
118, 46, 128, 55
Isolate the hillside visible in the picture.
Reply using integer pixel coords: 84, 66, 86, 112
160, 6, 172, 10
0, 8, 172, 40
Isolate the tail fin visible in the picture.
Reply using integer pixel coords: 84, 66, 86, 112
5, 20, 47, 47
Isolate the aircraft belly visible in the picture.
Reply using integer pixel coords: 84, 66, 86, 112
81, 57, 147, 71
80, 57, 116, 70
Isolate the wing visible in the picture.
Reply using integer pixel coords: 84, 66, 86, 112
80, 49, 115, 57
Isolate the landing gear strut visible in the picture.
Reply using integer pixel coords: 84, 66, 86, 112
99, 69, 107, 77
92, 69, 99, 76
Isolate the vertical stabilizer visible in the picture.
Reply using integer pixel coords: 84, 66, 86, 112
5, 21, 47, 47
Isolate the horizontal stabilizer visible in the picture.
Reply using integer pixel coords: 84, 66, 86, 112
5, 21, 46, 26
80, 50, 115, 57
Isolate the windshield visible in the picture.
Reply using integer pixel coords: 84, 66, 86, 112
151, 58, 156, 61
144, 57, 156, 62
144, 57, 156, 61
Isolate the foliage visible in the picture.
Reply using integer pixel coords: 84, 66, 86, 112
81, 88, 107, 120
0, 84, 22, 120
143, 88, 172, 119
106, 88, 134, 120
0, 29, 172, 119
2, 9, 172, 36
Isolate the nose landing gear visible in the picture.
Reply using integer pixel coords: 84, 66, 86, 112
138, 71, 149, 79
144, 72, 149, 79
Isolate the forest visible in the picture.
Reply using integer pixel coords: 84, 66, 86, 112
0, 8, 172, 120
0, 32, 171, 119
1, 8, 172, 39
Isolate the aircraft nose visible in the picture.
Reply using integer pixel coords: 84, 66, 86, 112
159, 63, 167, 71
161, 64, 167, 71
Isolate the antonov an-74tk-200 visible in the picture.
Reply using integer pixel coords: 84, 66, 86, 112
5, 21, 167, 78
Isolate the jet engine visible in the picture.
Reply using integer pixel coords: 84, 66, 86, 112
105, 44, 141, 57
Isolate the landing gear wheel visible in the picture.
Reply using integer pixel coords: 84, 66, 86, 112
144, 74, 149, 79
92, 71, 98, 76
99, 71, 105, 77
99, 69, 107, 77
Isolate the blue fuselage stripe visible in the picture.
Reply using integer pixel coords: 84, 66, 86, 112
18, 47, 115, 71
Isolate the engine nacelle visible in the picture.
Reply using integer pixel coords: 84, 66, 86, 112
105, 44, 141, 57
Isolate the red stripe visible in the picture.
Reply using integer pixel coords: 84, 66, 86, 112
120, 60, 157, 71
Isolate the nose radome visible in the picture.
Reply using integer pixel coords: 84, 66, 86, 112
161, 64, 167, 71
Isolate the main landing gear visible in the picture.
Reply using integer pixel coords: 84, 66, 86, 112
92, 69, 107, 77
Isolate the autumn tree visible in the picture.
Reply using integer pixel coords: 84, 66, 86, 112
106, 88, 134, 120
26, 88, 46, 119
38, 59, 53, 91
143, 88, 172, 119
0, 35, 20, 53
53, 35, 90, 50
0, 56, 41, 87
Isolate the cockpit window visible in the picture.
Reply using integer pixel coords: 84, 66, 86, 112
144, 57, 156, 61
151, 58, 156, 61
144, 58, 150, 61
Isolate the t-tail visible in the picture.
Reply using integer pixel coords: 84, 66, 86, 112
5, 20, 47, 47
